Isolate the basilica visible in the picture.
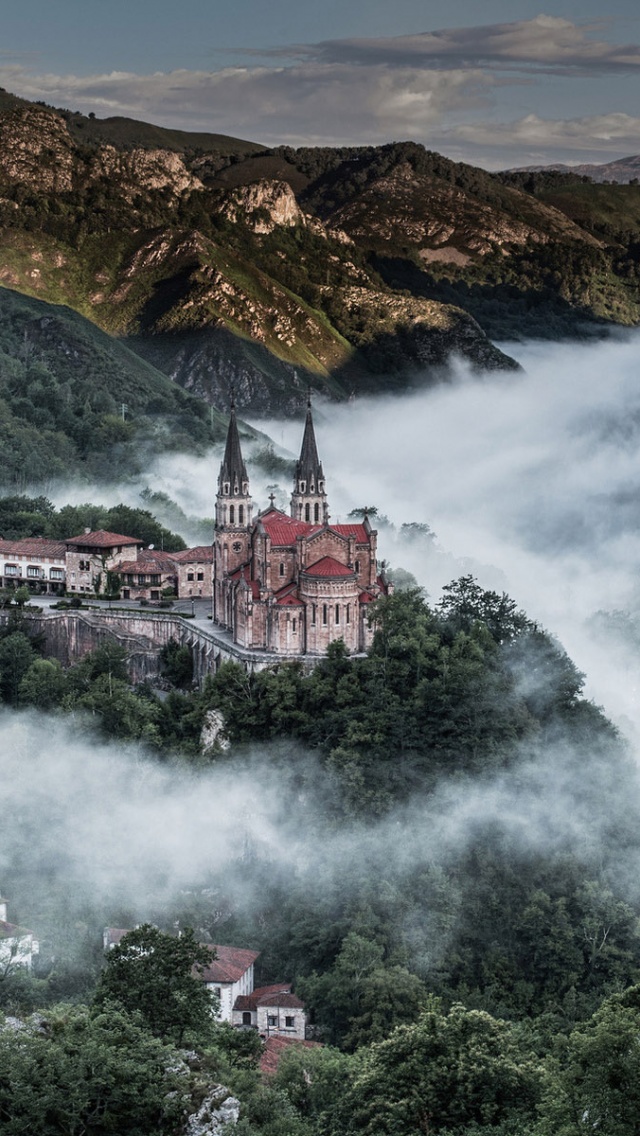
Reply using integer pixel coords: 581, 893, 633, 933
212, 401, 391, 656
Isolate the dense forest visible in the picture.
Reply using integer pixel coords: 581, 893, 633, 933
2, 575, 640, 1134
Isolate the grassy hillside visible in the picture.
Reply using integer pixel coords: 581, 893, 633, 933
0, 285, 232, 489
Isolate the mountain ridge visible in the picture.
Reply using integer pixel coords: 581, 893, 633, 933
0, 91, 638, 416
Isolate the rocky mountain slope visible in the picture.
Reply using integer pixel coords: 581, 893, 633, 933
0, 91, 638, 415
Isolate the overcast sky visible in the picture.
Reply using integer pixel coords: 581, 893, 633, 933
1, 1, 639, 168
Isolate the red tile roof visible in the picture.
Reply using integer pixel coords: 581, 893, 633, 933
117, 555, 178, 574
0, 538, 66, 558
200, 944, 260, 984
304, 556, 354, 578
332, 523, 369, 542
260, 1036, 321, 1077
359, 591, 375, 603
171, 546, 214, 563
0, 920, 34, 939
233, 983, 293, 1012
260, 510, 371, 548
261, 511, 312, 547
66, 530, 142, 548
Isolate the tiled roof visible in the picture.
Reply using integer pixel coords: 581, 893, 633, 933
258, 992, 305, 1009
0, 920, 33, 940
117, 557, 178, 574
260, 511, 371, 548
233, 982, 293, 1012
332, 523, 369, 542
261, 509, 314, 547
171, 546, 214, 563
0, 538, 66, 558
359, 591, 376, 603
66, 530, 142, 548
200, 944, 260, 984
304, 556, 354, 578
260, 1036, 321, 1077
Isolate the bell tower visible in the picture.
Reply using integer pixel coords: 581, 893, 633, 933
290, 397, 329, 525
213, 399, 253, 625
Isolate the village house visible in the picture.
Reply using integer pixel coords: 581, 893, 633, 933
171, 546, 213, 600
103, 929, 306, 1036
213, 399, 392, 655
65, 530, 144, 594
200, 944, 259, 1022
0, 893, 39, 974
118, 549, 179, 602
232, 983, 307, 1040
0, 537, 67, 594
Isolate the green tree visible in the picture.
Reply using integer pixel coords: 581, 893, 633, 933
0, 631, 36, 704
18, 657, 70, 710
343, 1000, 541, 1135
0, 1002, 191, 1136
538, 987, 640, 1136
93, 924, 216, 1045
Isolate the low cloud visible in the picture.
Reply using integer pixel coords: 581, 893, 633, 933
447, 111, 640, 158
278, 16, 640, 75
0, 61, 491, 147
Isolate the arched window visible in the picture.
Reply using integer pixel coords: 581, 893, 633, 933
314, 503, 320, 523
335, 604, 340, 624
229, 505, 235, 524
305, 503, 310, 522
322, 604, 328, 626
311, 604, 316, 625
279, 562, 285, 577
355, 559, 360, 575
346, 604, 350, 624
239, 505, 244, 524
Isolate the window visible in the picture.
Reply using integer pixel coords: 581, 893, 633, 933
242, 1011, 252, 1026
213, 987, 221, 999
138, 575, 146, 585
285, 1016, 295, 1028
292, 618, 297, 632
238, 505, 244, 524
355, 559, 360, 575
5, 565, 17, 576
150, 590, 159, 600
122, 588, 130, 599
335, 604, 340, 624
197, 571, 203, 581
27, 566, 41, 578
346, 604, 350, 624
322, 604, 327, 626
267, 1015, 278, 1027
314, 503, 320, 522
311, 604, 316, 626
299, 481, 306, 493
229, 505, 235, 524
50, 568, 64, 580
187, 572, 194, 581
305, 503, 310, 522
279, 562, 285, 577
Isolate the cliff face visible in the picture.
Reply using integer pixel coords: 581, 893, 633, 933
2, 96, 634, 414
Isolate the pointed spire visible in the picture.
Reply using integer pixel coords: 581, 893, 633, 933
295, 396, 324, 487
219, 397, 248, 491
290, 393, 329, 522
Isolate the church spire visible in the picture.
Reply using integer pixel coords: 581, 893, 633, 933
290, 395, 329, 524
215, 396, 252, 531
218, 396, 248, 495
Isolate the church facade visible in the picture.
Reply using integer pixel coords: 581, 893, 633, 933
212, 401, 391, 657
